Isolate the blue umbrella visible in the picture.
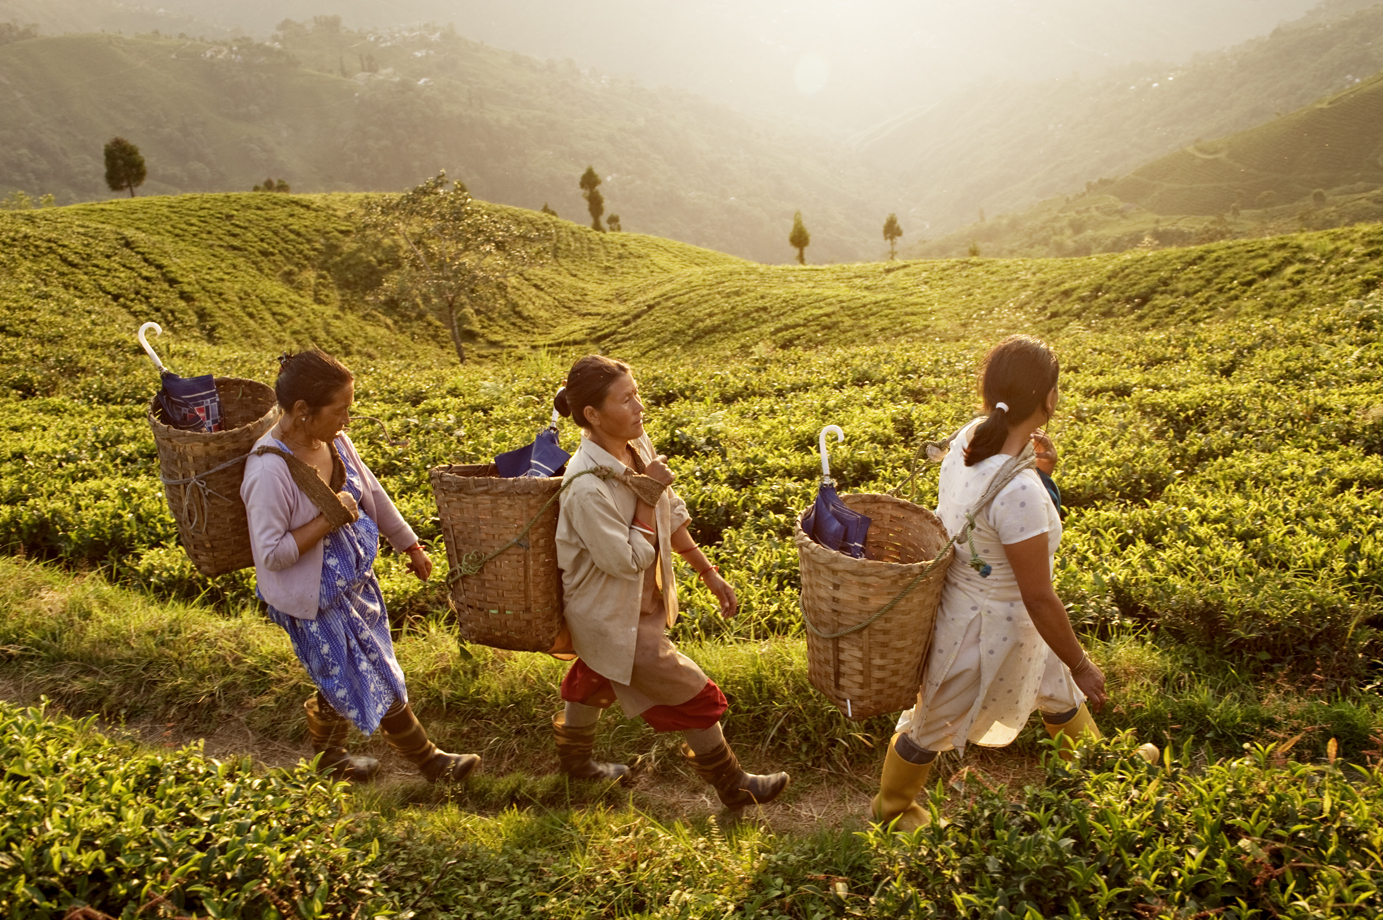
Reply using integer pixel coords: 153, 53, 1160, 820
801, 425, 870, 558
495, 394, 571, 478
139, 322, 222, 433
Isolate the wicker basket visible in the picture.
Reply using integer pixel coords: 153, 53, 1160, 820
148, 376, 279, 577
795, 492, 953, 721
430, 464, 565, 652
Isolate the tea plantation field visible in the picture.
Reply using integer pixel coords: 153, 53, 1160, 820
2, 194, 1382, 917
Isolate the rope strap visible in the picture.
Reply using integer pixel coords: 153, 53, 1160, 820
159, 451, 253, 534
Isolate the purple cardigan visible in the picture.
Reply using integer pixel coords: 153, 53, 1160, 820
240, 430, 418, 619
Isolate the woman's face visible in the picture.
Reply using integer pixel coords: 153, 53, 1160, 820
586, 372, 644, 443
302, 379, 354, 443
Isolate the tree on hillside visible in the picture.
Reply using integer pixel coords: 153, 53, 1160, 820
580, 166, 605, 231
254, 178, 291, 193
606, 214, 621, 232
541, 203, 559, 217
883, 213, 903, 259
789, 211, 810, 264
103, 137, 147, 198
360, 171, 550, 364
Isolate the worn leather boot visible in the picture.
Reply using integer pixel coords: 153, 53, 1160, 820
684, 741, 789, 809
870, 733, 933, 832
552, 712, 631, 784
303, 693, 380, 783
379, 701, 480, 784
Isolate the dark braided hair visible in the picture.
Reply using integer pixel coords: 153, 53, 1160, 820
554, 355, 632, 429
964, 335, 1060, 467
275, 348, 353, 415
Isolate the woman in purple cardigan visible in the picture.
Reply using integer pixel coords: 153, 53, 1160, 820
241, 349, 479, 784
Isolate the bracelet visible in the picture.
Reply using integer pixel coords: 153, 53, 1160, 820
631, 524, 656, 537
696, 564, 719, 578
404, 542, 422, 554
1069, 652, 1094, 677
632, 517, 653, 532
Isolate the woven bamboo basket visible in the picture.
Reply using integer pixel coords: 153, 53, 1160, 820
794, 492, 952, 720
430, 464, 565, 652
148, 377, 279, 577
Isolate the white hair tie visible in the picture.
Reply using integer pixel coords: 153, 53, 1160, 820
994, 402, 1009, 413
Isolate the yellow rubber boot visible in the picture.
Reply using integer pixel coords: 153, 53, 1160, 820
1042, 703, 1101, 763
869, 734, 933, 832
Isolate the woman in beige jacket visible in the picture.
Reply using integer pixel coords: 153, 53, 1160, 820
551, 354, 789, 810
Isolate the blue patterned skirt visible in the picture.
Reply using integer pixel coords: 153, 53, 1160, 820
264, 439, 408, 735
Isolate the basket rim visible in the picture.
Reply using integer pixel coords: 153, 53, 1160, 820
147, 375, 278, 439
794, 493, 952, 574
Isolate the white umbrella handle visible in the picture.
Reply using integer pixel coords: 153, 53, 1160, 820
137, 322, 168, 374
819, 425, 844, 479
552, 386, 565, 427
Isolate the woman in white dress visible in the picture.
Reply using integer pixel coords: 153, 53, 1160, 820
871, 334, 1108, 830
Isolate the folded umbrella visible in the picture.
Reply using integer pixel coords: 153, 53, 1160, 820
495, 393, 571, 477
139, 322, 222, 433
801, 425, 870, 558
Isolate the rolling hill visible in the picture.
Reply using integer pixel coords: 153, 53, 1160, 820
0, 22, 899, 264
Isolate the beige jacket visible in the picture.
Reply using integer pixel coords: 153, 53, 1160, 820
556, 433, 691, 685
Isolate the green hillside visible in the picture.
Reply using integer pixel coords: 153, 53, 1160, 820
5, 194, 1383, 916
906, 65, 1383, 260
875, 0, 1383, 238
0, 22, 896, 264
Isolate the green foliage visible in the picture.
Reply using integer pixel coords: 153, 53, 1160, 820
0, 701, 398, 919
580, 165, 605, 232
102, 136, 146, 198
0, 190, 53, 210
882, 213, 901, 259
872, 737, 1383, 918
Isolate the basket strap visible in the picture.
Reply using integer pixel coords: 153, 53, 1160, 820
799, 536, 959, 640
252, 446, 355, 530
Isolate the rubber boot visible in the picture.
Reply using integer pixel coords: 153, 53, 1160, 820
303, 693, 380, 782
1042, 702, 1102, 763
870, 733, 933, 832
552, 712, 631, 784
379, 701, 480, 784
684, 741, 789, 810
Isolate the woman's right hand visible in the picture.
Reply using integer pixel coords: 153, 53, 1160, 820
644, 454, 676, 487
336, 490, 360, 522
1071, 658, 1107, 713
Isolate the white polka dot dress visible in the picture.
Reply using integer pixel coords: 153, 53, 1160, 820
897, 419, 1080, 753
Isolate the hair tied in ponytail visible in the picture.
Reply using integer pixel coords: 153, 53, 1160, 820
994, 402, 1009, 413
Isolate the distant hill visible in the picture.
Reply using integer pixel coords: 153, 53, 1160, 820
907, 65, 1383, 259
869, 0, 1383, 238
0, 22, 897, 264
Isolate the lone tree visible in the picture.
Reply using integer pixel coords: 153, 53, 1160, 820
883, 213, 903, 259
579, 166, 605, 231
606, 213, 621, 232
789, 210, 810, 264
103, 137, 147, 198
360, 171, 549, 364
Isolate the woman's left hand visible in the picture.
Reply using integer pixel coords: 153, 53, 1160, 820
1032, 429, 1058, 475
405, 545, 433, 582
703, 569, 738, 618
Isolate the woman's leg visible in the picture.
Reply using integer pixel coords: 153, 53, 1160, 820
654, 692, 789, 810
378, 699, 481, 784
553, 660, 630, 783
303, 690, 380, 782
872, 732, 937, 830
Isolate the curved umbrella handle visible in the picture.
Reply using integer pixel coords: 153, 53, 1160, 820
551, 386, 565, 428
137, 322, 168, 374
819, 424, 844, 479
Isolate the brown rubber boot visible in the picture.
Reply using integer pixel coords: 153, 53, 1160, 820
684, 741, 789, 810
379, 701, 480, 784
303, 693, 380, 783
553, 712, 631, 784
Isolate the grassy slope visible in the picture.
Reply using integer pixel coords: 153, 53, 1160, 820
5, 193, 1383, 915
